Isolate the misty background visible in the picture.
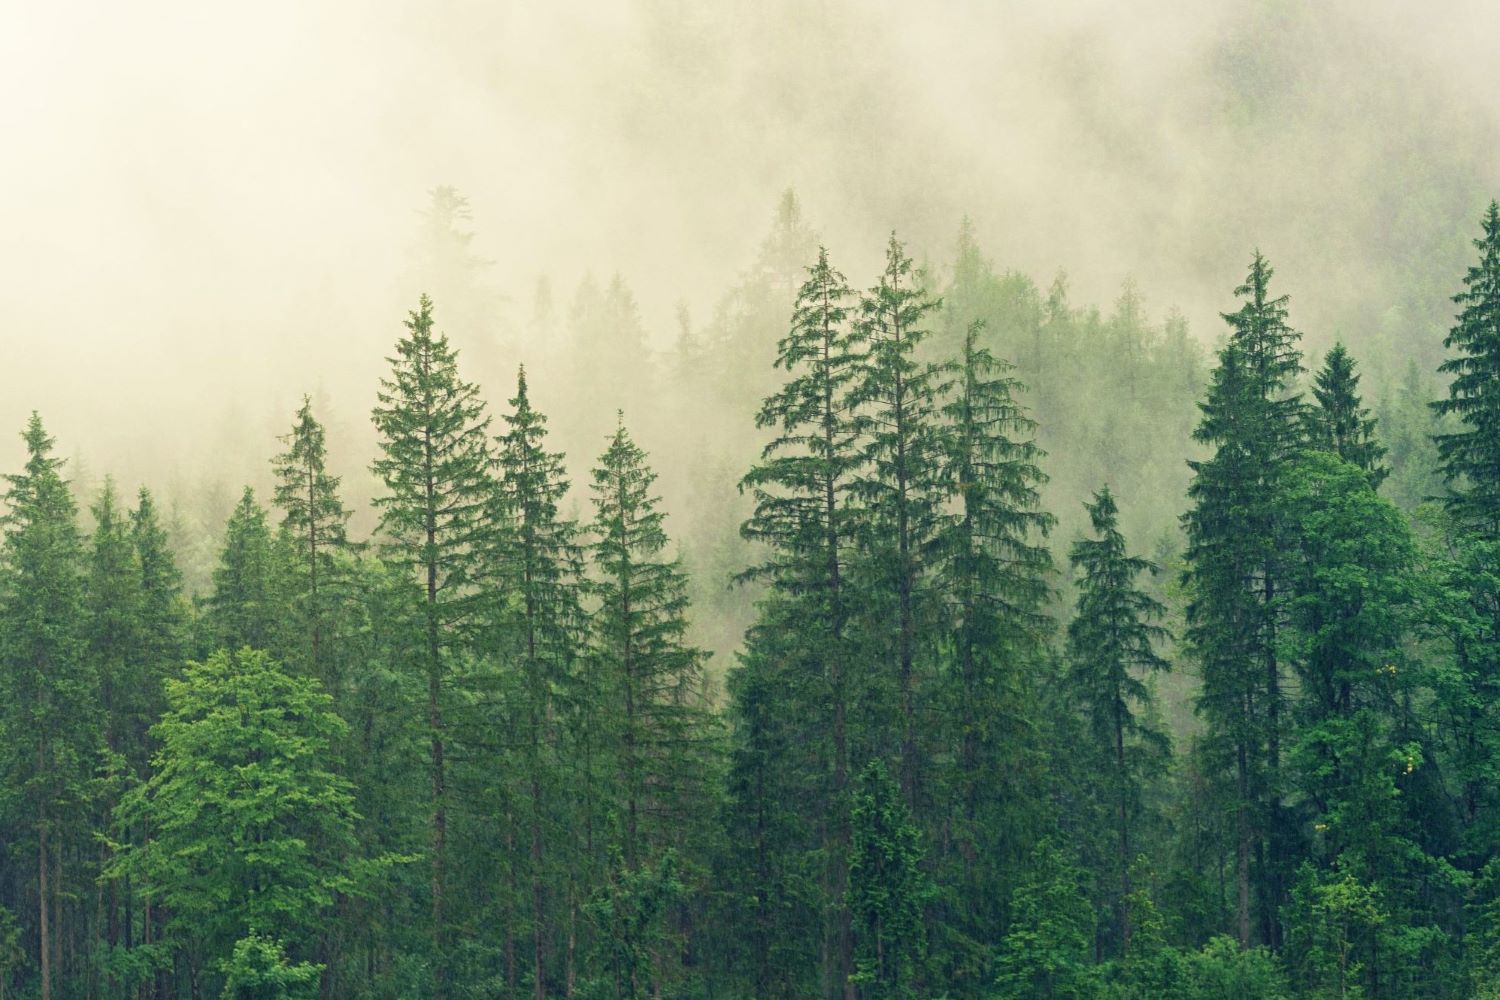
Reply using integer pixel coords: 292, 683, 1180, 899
3, 0, 1497, 659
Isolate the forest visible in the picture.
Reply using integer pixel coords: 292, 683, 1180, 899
2, 183, 1500, 1000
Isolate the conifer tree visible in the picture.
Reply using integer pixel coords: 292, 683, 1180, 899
589, 417, 713, 870
0, 414, 99, 1000
849, 233, 946, 805
492, 366, 585, 999
130, 487, 187, 699
735, 245, 864, 991
86, 479, 145, 771
588, 420, 718, 997
272, 395, 351, 686
931, 319, 1053, 976
1183, 251, 1305, 947
1065, 486, 1169, 955
203, 487, 294, 658
370, 293, 494, 996
1307, 343, 1387, 487
1435, 201, 1500, 531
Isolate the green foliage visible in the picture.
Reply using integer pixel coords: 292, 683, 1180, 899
1183, 251, 1307, 947
1066, 486, 1170, 956
203, 487, 295, 658
219, 932, 322, 1000
271, 395, 351, 685
847, 760, 930, 999
584, 851, 684, 1000
994, 838, 1098, 999
112, 647, 357, 984
1307, 343, 1388, 487
1434, 201, 1500, 531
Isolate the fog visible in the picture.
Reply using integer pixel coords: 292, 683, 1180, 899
2, 0, 1497, 539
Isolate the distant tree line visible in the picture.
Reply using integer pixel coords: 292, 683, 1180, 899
2, 198, 1499, 998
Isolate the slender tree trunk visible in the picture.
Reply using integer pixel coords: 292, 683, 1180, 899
38, 809, 50, 1000
1236, 739, 1251, 948
820, 301, 854, 1000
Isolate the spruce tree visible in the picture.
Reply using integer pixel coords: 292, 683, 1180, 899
932, 319, 1053, 980
1065, 485, 1169, 956
492, 366, 584, 1000
86, 479, 145, 772
735, 245, 864, 992
588, 418, 717, 996
203, 487, 294, 658
370, 293, 494, 996
1307, 343, 1387, 487
0, 414, 99, 1000
849, 233, 947, 806
272, 395, 351, 687
130, 487, 187, 699
1183, 251, 1304, 947
589, 417, 713, 869
1435, 201, 1500, 531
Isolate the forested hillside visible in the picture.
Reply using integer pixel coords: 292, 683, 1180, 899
4, 190, 1500, 999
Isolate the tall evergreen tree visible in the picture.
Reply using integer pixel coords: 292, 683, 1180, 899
86, 479, 144, 772
1065, 485, 1169, 956
588, 418, 717, 994
849, 234, 946, 806
1183, 251, 1305, 947
735, 245, 864, 994
272, 395, 351, 687
203, 487, 294, 659
931, 319, 1053, 985
589, 417, 713, 867
1435, 201, 1500, 531
1307, 343, 1387, 487
0, 414, 99, 1000
492, 366, 585, 1000
370, 293, 494, 997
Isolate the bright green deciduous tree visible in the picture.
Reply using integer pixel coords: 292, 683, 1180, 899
113, 648, 356, 994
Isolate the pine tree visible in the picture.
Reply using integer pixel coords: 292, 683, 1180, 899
492, 366, 585, 1000
589, 417, 713, 870
931, 319, 1053, 980
1307, 343, 1387, 487
130, 487, 187, 701
1065, 485, 1169, 956
203, 487, 294, 658
588, 420, 719, 998
849, 233, 947, 806
1183, 251, 1305, 947
272, 395, 351, 687
735, 244, 864, 992
370, 293, 494, 996
86, 479, 145, 771
1435, 201, 1500, 531
0, 414, 99, 1000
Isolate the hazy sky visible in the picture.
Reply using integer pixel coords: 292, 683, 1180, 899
2, 0, 1497, 484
